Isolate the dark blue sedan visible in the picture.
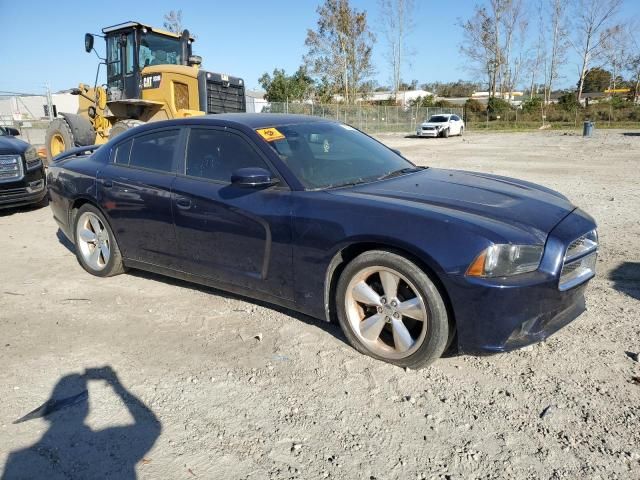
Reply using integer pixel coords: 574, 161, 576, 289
47, 114, 598, 368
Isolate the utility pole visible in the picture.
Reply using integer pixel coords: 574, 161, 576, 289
44, 83, 54, 121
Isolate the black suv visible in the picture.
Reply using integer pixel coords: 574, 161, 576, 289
0, 126, 47, 209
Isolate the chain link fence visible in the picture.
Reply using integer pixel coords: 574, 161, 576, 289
262, 102, 465, 134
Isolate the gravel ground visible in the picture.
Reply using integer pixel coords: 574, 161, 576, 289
1, 129, 639, 480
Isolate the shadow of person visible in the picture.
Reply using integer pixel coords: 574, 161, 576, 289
2, 367, 161, 480
609, 261, 640, 300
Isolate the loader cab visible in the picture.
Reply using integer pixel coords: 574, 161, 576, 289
94, 22, 194, 102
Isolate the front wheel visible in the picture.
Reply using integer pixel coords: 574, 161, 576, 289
336, 250, 450, 369
73, 204, 125, 277
442, 128, 450, 138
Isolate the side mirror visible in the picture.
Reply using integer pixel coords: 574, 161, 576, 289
231, 167, 278, 188
84, 33, 94, 53
5, 127, 20, 136
391, 148, 402, 156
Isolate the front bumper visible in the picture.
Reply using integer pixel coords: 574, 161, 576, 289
416, 129, 439, 137
0, 168, 47, 209
443, 209, 597, 354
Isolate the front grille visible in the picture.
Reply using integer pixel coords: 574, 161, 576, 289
0, 155, 23, 183
206, 81, 245, 113
422, 126, 435, 130
559, 230, 598, 291
0, 186, 28, 198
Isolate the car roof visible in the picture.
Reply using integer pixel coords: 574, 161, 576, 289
202, 113, 334, 129
130, 113, 336, 132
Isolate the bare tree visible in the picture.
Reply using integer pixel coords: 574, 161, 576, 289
627, 25, 640, 103
460, 1, 530, 98
304, 0, 375, 104
545, 0, 569, 103
571, 0, 623, 101
498, 0, 527, 98
163, 10, 184, 34
459, 5, 502, 97
378, 0, 416, 97
601, 24, 629, 92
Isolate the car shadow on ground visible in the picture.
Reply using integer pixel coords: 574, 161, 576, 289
609, 262, 640, 301
621, 132, 640, 136
3, 366, 161, 479
55, 228, 460, 359
0, 199, 48, 217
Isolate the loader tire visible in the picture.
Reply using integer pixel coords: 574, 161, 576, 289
46, 118, 75, 162
109, 119, 145, 139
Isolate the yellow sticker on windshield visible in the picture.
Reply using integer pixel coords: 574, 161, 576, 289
256, 127, 285, 142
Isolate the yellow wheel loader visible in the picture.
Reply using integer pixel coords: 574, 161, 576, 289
45, 21, 246, 161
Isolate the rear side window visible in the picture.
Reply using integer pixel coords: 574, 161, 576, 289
451, 115, 460, 121
185, 128, 270, 182
129, 130, 179, 172
113, 139, 133, 164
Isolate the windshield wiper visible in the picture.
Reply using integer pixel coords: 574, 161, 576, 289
322, 178, 371, 189
377, 166, 425, 181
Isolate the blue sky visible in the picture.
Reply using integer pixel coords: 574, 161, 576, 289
1, 0, 637, 95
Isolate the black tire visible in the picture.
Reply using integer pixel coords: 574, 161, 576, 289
109, 119, 145, 139
459, 126, 464, 136
45, 118, 75, 162
72, 204, 126, 277
336, 250, 450, 369
442, 128, 450, 138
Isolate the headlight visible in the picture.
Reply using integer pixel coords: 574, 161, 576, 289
24, 146, 41, 169
466, 244, 543, 277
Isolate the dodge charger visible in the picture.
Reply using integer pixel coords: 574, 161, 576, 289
47, 114, 598, 368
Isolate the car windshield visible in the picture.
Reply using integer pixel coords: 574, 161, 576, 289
139, 32, 183, 67
427, 115, 449, 123
263, 122, 417, 189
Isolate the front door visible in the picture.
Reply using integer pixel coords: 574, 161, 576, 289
97, 128, 182, 268
171, 127, 294, 300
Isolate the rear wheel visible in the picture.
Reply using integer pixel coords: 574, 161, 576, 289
459, 126, 464, 136
73, 204, 125, 277
336, 250, 450, 369
45, 118, 74, 162
109, 119, 145, 139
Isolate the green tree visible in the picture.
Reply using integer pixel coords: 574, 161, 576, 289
487, 97, 511, 113
522, 96, 542, 114
465, 98, 485, 113
304, 0, 375, 104
258, 67, 314, 103
580, 67, 612, 93
557, 91, 581, 111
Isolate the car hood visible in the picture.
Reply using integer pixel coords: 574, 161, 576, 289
331, 168, 574, 240
0, 135, 29, 155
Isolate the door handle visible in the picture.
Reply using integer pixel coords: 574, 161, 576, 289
176, 197, 192, 210
103, 179, 113, 188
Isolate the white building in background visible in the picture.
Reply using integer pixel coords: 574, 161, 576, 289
0, 93, 79, 121
333, 90, 433, 107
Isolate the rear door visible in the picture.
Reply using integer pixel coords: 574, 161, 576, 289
97, 128, 182, 268
171, 127, 294, 299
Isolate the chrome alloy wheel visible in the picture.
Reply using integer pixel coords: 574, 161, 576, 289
344, 266, 428, 359
76, 212, 111, 271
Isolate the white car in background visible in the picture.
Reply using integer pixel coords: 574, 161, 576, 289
416, 114, 464, 138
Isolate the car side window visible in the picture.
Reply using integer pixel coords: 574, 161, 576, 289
185, 128, 270, 182
113, 139, 133, 164
451, 115, 460, 121
129, 130, 179, 172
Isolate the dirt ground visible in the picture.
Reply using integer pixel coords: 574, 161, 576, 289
1, 129, 639, 480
